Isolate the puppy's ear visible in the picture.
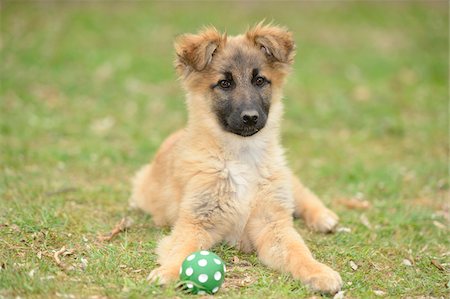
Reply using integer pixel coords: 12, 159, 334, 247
246, 22, 295, 67
174, 27, 226, 77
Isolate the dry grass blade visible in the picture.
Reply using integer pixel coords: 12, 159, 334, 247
360, 214, 372, 229
337, 198, 371, 210
402, 259, 412, 266
349, 260, 358, 271
54, 246, 66, 266
45, 187, 78, 197
222, 272, 255, 290
231, 255, 251, 267
62, 249, 75, 256
53, 246, 75, 271
373, 289, 386, 296
431, 259, 444, 271
337, 227, 352, 233
97, 217, 133, 242
432, 221, 447, 230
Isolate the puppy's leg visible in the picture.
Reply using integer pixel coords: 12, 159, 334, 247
148, 175, 232, 285
246, 181, 342, 294
147, 215, 216, 284
291, 173, 338, 232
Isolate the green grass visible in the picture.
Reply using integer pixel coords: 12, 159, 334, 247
1, 2, 448, 298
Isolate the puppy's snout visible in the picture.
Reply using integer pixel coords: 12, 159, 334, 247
241, 110, 259, 126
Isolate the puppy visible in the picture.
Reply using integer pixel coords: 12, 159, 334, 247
130, 23, 342, 294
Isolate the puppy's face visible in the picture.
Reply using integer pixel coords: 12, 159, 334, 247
175, 23, 295, 137
210, 43, 272, 137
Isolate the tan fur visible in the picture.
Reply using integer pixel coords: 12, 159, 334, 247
130, 23, 342, 294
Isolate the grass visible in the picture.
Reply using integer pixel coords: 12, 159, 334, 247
1, 1, 448, 298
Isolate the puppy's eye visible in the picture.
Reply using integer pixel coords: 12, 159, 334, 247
255, 76, 266, 87
219, 80, 231, 89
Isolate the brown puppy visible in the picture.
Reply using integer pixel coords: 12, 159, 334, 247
130, 23, 342, 294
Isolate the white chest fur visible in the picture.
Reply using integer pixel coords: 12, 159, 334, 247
219, 140, 271, 245
221, 139, 269, 198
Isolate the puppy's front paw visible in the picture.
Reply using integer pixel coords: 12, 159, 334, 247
303, 263, 343, 294
305, 207, 339, 233
147, 266, 178, 285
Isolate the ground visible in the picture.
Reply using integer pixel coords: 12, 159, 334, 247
1, 2, 449, 298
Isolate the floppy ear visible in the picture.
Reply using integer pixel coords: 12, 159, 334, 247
246, 22, 295, 66
174, 27, 226, 77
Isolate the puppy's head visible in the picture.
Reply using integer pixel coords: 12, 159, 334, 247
175, 23, 295, 137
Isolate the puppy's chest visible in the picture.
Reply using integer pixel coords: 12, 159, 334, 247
220, 149, 269, 201
217, 148, 270, 243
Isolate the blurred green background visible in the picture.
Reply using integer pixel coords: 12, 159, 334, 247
1, 1, 448, 298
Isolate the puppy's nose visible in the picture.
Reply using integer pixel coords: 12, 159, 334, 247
241, 110, 259, 126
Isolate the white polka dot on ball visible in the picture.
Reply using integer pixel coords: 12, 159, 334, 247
198, 274, 208, 283
186, 283, 193, 289
200, 250, 209, 255
213, 258, 222, 265
185, 267, 193, 276
198, 259, 208, 267
212, 286, 219, 293
214, 271, 222, 281
197, 290, 206, 295
186, 254, 195, 261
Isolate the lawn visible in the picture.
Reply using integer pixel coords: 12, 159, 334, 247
1, 1, 448, 298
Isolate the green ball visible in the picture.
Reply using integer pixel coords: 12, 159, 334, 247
179, 250, 226, 295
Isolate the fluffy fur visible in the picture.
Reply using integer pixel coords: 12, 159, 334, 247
130, 23, 342, 294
